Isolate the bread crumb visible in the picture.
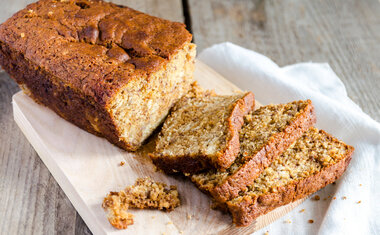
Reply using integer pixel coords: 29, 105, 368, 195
357, 200, 362, 204
179, 231, 184, 234
299, 209, 305, 213
359, 184, 362, 186
152, 216, 155, 219
333, 197, 336, 200
264, 232, 269, 235
187, 213, 192, 220
313, 195, 320, 201
342, 196, 347, 200
167, 221, 173, 225
323, 197, 327, 201
119, 161, 125, 166
102, 178, 180, 230
20, 33, 25, 38
308, 219, 314, 224
284, 219, 291, 224
48, 11, 53, 16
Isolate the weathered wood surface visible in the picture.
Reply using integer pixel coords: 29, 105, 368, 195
188, 0, 380, 122
1, 0, 379, 234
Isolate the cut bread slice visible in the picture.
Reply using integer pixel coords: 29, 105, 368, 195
150, 92, 255, 173
191, 100, 316, 202
222, 128, 354, 226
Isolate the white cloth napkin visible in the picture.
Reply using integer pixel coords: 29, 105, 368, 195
198, 42, 380, 235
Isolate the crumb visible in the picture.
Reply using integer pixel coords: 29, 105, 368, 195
187, 213, 192, 220
299, 209, 305, 213
333, 197, 336, 200
357, 201, 362, 204
20, 33, 25, 38
284, 219, 291, 224
152, 216, 155, 219
28, 9, 34, 13
167, 221, 173, 225
48, 11, 53, 16
323, 198, 327, 201
313, 195, 320, 201
342, 196, 347, 200
359, 184, 362, 186
119, 161, 125, 166
264, 232, 269, 235
180, 231, 184, 234
102, 178, 180, 229
328, 195, 331, 199
308, 219, 314, 224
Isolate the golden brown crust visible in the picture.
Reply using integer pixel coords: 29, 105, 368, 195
0, 0, 193, 151
150, 92, 255, 173
217, 92, 256, 170
227, 138, 354, 226
194, 100, 316, 202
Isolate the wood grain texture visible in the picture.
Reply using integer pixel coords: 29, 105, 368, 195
0, 0, 184, 234
188, 0, 380, 122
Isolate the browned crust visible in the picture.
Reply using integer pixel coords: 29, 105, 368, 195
209, 100, 316, 202
226, 130, 354, 226
150, 92, 255, 174
0, 0, 193, 152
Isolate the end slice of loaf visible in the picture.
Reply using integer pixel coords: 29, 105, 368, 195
223, 128, 354, 226
191, 100, 316, 202
150, 92, 255, 173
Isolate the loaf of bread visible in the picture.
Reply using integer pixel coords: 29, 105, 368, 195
219, 128, 354, 226
150, 92, 255, 173
0, 0, 195, 151
191, 100, 315, 202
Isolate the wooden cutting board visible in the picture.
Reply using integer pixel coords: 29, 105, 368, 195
12, 60, 304, 235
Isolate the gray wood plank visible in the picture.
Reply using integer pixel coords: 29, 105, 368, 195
0, 0, 184, 234
188, 0, 380, 122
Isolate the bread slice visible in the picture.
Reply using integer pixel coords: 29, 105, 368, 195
222, 128, 354, 226
191, 100, 316, 202
150, 92, 255, 173
102, 178, 180, 229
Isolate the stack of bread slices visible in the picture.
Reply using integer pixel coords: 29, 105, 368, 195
149, 90, 354, 226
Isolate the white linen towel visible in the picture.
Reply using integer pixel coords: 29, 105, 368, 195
198, 42, 380, 235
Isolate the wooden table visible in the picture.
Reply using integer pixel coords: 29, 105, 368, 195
0, 0, 379, 234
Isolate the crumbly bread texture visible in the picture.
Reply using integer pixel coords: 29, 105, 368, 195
102, 178, 180, 229
223, 128, 354, 226
191, 100, 316, 202
0, 0, 195, 151
150, 92, 255, 173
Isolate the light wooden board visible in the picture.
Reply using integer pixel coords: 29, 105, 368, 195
12, 60, 304, 235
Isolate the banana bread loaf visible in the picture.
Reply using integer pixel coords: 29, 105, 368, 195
150, 92, 255, 173
222, 128, 354, 226
191, 100, 316, 202
0, 0, 195, 151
